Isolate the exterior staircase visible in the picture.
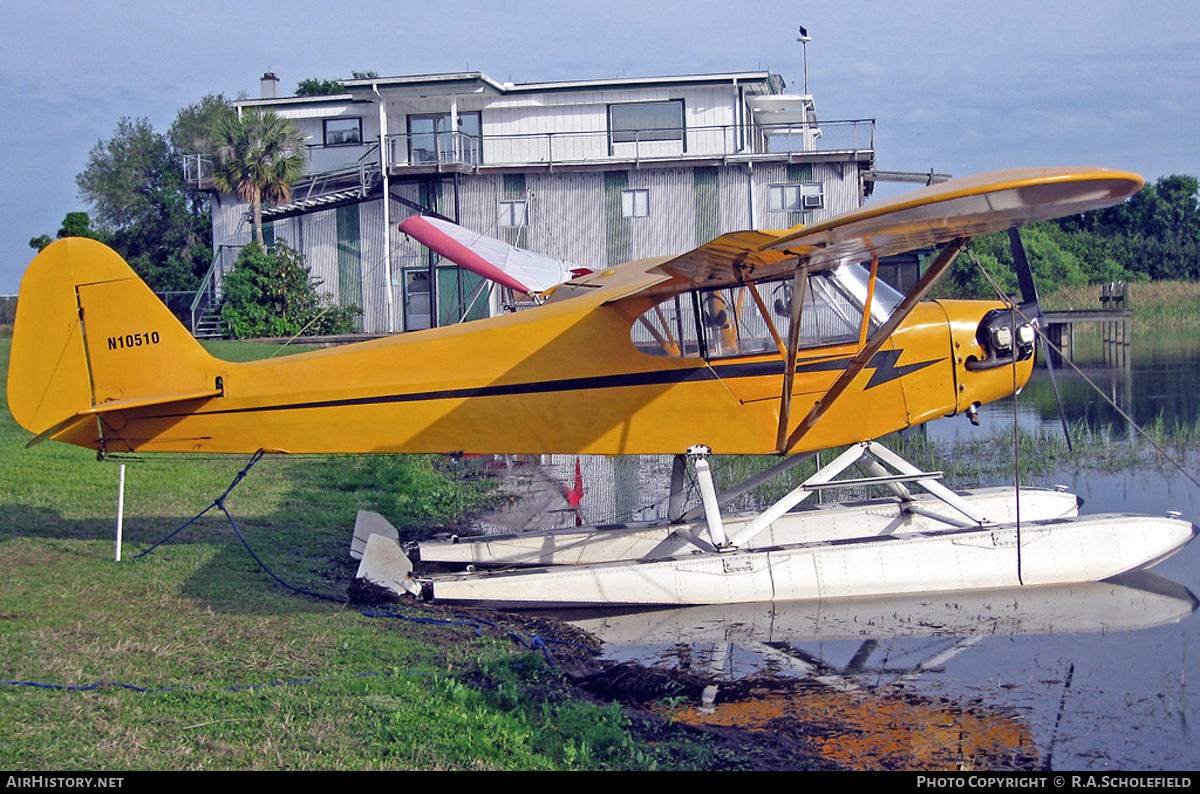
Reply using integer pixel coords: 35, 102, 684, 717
192, 304, 227, 339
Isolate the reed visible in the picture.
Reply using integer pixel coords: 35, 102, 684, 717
1043, 280, 1200, 329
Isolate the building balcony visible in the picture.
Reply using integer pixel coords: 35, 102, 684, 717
382, 119, 874, 174
184, 119, 874, 191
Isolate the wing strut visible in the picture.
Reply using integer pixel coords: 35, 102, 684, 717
780, 238, 968, 454
775, 265, 810, 451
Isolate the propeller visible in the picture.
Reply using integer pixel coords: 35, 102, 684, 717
1008, 227, 1073, 451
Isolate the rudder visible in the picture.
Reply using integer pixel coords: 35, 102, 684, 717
7, 238, 221, 446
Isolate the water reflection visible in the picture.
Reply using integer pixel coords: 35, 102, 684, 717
560, 572, 1196, 668
554, 572, 1197, 770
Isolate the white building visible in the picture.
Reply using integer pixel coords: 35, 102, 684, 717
191, 70, 878, 335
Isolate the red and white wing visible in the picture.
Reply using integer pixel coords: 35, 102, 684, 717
399, 215, 577, 295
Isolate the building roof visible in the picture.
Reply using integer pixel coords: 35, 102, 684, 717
236, 70, 787, 108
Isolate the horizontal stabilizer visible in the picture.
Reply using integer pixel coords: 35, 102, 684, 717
355, 533, 420, 598
24, 387, 224, 448
8, 238, 224, 452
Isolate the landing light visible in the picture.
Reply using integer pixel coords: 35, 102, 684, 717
966, 310, 1036, 371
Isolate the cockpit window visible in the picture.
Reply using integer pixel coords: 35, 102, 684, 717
631, 264, 897, 359
834, 262, 903, 326
631, 292, 703, 358
698, 286, 781, 358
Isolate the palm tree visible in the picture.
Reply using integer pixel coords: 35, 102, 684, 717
210, 110, 306, 245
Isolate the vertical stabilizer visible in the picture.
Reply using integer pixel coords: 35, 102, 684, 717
7, 239, 221, 447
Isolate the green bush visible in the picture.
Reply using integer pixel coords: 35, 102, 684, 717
221, 241, 360, 337
310, 454, 497, 538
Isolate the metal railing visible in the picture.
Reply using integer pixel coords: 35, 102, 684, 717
290, 142, 382, 200
181, 153, 214, 189
184, 119, 874, 191
763, 120, 874, 154
154, 291, 197, 330
189, 245, 242, 334
382, 119, 874, 170
385, 130, 482, 168
182, 142, 382, 192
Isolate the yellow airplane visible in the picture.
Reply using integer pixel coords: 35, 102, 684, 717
9, 166, 1195, 607
7, 167, 1138, 458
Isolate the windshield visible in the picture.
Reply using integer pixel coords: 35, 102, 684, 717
830, 262, 903, 326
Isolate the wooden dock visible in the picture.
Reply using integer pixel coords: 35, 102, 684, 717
1042, 310, 1131, 368
1040, 281, 1132, 368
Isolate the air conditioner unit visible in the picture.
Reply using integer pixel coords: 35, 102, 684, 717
802, 193, 824, 210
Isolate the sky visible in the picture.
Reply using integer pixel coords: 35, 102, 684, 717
2, 0, 1198, 293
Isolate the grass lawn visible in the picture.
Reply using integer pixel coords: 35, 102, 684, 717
0, 337, 727, 771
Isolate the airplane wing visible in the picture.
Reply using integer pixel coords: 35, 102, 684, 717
398, 215, 578, 295
647, 167, 1144, 292
607, 166, 1144, 453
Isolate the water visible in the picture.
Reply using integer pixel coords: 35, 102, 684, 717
555, 329, 1200, 770
930, 330, 1200, 444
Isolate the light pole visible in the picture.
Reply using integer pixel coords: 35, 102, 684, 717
797, 26, 811, 95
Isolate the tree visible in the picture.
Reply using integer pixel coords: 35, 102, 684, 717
29, 212, 110, 252
935, 174, 1200, 299
936, 223, 1096, 301
75, 115, 214, 291
76, 117, 171, 230
1052, 175, 1200, 280
220, 242, 360, 338
295, 77, 344, 97
295, 73, 377, 94
210, 110, 306, 246
168, 93, 234, 156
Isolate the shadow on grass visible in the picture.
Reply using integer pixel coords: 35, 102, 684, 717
0, 500, 358, 616
1, 450, 498, 618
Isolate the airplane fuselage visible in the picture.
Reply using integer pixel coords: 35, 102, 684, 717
25, 247, 1029, 456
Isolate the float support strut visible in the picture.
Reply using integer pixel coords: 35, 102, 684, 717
689, 445, 728, 548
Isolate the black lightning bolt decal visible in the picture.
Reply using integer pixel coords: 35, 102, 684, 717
863, 349, 943, 389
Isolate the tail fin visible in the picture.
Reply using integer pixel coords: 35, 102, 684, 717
7, 238, 222, 449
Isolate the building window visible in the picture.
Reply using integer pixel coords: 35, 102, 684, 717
499, 200, 527, 227
324, 118, 362, 146
621, 189, 650, 218
769, 183, 824, 212
609, 100, 684, 144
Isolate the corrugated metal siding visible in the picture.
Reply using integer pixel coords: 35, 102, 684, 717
209, 155, 867, 334
813, 161, 864, 218
299, 210, 335, 313
751, 162, 788, 229
356, 198, 389, 333
212, 197, 252, 250
336, 205, 363, 327
719, 165, 754, 232
454, 174, 502, 238
525, 172, 606, 268
694, 167, 721, 245
627, 168, 698, 258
